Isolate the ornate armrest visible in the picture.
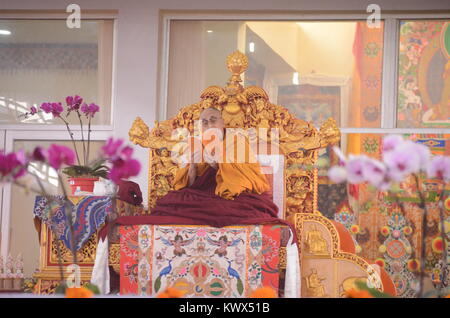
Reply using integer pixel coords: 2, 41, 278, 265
296, 213, 396, 297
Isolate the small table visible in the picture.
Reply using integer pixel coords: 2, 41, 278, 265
32, 195, 146, 294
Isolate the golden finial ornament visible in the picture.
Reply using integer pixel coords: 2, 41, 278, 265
224, 51, 248, 115
226, 50, 248, 78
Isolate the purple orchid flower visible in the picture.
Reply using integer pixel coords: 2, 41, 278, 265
427, 155, 450, 181
100, 137, 141, 184
346, 155, 368, 184
101, 138, 124, 159
66, 95, 83, 112
47, 144, 76, 170
40, 102, 63, 117
383, 141, 422, 181
0, 150, 27, 180
328, 165, 347, 183
81, 103, 100, 118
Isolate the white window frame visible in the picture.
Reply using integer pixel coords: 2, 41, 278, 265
0, 12, 117, 259
159, 12, 450, 137
0, 11, 118, 129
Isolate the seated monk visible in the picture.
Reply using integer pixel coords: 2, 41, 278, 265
100, 107, 295, 237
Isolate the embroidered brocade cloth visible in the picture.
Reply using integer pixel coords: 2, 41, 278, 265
33, 196, 144, 251
119, 224, 290, 297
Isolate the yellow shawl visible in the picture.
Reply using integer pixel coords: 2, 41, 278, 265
173, 135, 269, 200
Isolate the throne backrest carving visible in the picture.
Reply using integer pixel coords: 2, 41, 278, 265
129, 51, 340, 222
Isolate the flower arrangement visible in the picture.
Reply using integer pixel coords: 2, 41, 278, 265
328, 135, 449, 298
0, 137, 141, 297
25, 96, 108, 179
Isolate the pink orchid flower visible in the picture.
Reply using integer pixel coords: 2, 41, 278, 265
362, 158, 390, 190
0, 150, 27, 180
427, 155, 450, 181
40, 102, 52, 113
47, 144, 76, 170
101, 138, 141, 184
383, 141, 422, 181
31, 146, 47, 162
81, 103, 100, 118
382, 135, 404, 153
101, 138, 124, 159
328, 166, 347, 183
346, 155, 368, 184
108, 158, 141, 184
40, 102, 63, 117
66, 95, 83, 112
30, 106, 38, 115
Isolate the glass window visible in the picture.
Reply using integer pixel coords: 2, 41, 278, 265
0, 19, 114, 125
167, 20, 384, 128
9, 140, 104, 277
397, 20, 450, 128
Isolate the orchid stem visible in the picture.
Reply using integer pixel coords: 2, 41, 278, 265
87, 116, 91, 166
60, 117, 81, 166
76, 110, 87, 166
414, 173, 429, 298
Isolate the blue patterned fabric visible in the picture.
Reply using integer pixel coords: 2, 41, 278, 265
33, 196, 112, 251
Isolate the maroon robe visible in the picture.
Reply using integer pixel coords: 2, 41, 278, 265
100, 166, 296, 242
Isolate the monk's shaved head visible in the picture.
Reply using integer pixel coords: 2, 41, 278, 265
199, 107, 224, 134
200, 107, 222, 119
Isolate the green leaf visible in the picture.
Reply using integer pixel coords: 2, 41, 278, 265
62, 162, 109, 178
236, 278, 243, 295
154, 276, 162, 293
91, 159, 106, 170
62, 165, 92, 177
92, 165, 109, 172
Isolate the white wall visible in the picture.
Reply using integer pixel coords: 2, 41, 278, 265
1, 0, 449, 208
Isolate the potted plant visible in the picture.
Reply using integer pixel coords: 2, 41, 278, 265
27, 95, 108, 194
0, 137, 141, 296
62, 159, 109, 194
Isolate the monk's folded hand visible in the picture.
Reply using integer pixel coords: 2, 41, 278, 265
187, 150, 202, 186
207, 161, 218, 170
190, 149, 203, 164
203, 151, 219, 170
187, 162, 197, 186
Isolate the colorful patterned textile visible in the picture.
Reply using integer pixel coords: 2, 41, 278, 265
397, 21, 450, 128
120, 224, 289, 297
336, 133, 450, 297
318, 183, 347, 219
33, 196, 112, 251
349, 21, 384, 129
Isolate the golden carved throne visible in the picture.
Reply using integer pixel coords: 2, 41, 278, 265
128, 51, 396, 297
130, 51, 339, 222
